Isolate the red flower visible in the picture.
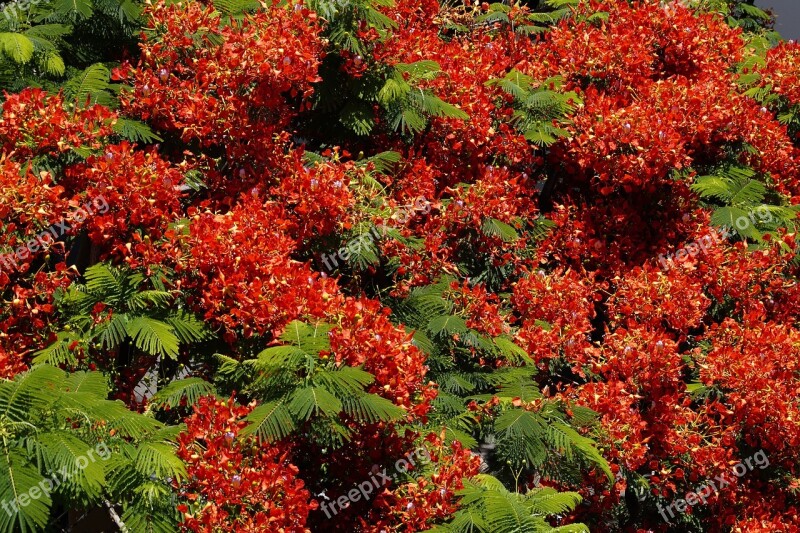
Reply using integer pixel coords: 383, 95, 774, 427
176, 396, 315, 532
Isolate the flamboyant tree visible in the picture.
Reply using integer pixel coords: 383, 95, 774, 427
0, 0, 798, 531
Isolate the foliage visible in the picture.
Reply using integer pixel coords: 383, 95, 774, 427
218, 320, 405, 447
391, 278, 611, 487
0, 364, 183, 533
35, 263, 208, 366
485, 71, 578, 146
0, 0, 141, 93
431, 474, 587, 533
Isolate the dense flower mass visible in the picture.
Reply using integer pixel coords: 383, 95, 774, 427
2, 0, 800, 531
176, 397, 316, 532
116, 0, 324, 198
0, 88, 117, 162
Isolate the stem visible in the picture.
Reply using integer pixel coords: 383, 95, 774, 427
104, 501, 129, 533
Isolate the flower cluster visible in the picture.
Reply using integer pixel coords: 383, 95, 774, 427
175, 396, 315, 532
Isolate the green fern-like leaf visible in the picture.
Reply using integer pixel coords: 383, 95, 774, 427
481, 218, 520, 243
436, 474, 588, 533
280, 320, 332, 354
0, 448, 51, 533
32, 331, 82, 366
729, 179, 768, 206
342, 223, 382, 269
117, 0, 141, 22
63, 63, 115, 106
546, 421, 613, 481
163, 311, 208, 344
428, 315, 469, 338
315, 367, 375, 396
149, 378, 216, 409
524, 486, 583, 515
524, 124, 570, 146
0, 365, 64, 422
40, 430, 105, 501
360, 150, 402, 174
568, 405, 600, 428
132, 442, 186, 481
439, 424, 479, 449
691, 172, 765, 205
492, 337, 533, 365
494, 409, 548, 466
53, 0, 95, 19
240, 400, 296, 442
113, 118, 163, 143
412, 91, 469, 121
691, 175, 735, 201
0, 33, 34, 63
126, 317, 181, 359
43, 51, 66, 76
411, 330, 435, 355
738, 3, 770, 20
491, 370, 543, 403
341, 393, 405, 424
395, 60, 441, 79
64, 370, 108, 398
119, 490, 179, 533
710, 206, 762, 241
394, 107, 426, 134
94, 314, 128, 352
340, 102, 376, 136
84, 262, 125, 298
62, 397, 162, 438
212, 0, 261, 16
288, 386, 343, 421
